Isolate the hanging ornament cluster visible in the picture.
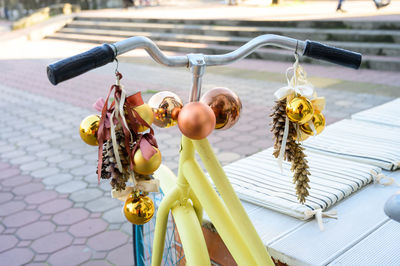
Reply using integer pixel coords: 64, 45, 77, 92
79, 72, 161, 225
270, 55, 326, 204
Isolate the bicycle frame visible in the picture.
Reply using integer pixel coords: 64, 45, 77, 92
153, 136, 274, 265
47, 34, 361, 265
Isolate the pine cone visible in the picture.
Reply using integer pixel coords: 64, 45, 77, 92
99, 130, 131, 191
289, 142, 310, 204
270, 98, 311, 204
270, 99, 297, 161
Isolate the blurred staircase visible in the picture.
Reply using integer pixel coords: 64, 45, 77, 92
47, 16, 400, 71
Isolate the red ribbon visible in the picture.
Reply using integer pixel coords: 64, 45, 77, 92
126, 91, 144, 106
132, 133, 158, 163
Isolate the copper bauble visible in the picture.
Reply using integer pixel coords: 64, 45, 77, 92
177, 102, 216, 140
131, 104, 154, 132
148, 91, 183, 128
286, 96, 314, 125
79, 115, 100, 146
300, 112, 326, 136
133, 147, 162, 175
200, 87, 242, 130
123, 194, 155, 225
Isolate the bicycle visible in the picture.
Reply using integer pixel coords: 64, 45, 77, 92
47, 34, 361, 265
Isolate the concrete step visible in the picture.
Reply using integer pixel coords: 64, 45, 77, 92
57, 28, 400, 56
66, 20, 400, 43
75, 16, 400, 30
47, 32, 400, 71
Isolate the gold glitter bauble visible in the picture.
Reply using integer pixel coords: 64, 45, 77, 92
148, 91, 183, 128
300, 112, 326, 136
200, 87, 242, 130
79, 115, 100, 146
133, 147, 162, 175
286, 96, 314, 125
123, 194, 155, 225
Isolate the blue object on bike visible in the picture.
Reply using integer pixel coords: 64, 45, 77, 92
384, 194, 400, 223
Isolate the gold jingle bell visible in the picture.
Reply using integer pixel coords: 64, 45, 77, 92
300, 112, 326, 136
131, 104, 154, 132
286, 96, 314, 125
294, 128, 310, 142
79, 115, 100, 146
123, 193, 155, 225
200, 87, 242, 130
148, 91, 183, 128
133, 147, 162, 175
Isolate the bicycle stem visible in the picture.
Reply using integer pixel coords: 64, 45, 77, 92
188, 54, 206, 102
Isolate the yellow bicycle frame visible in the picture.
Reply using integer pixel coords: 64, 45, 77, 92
152, 136, 274, 266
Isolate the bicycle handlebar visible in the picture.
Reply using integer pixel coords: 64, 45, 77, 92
303, 40, 361, 69
47, 34, 362, 85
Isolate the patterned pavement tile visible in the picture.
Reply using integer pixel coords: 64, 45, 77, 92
69, 219, 108, 238
37, 199, 73, 214
87, 231, 129, 251
47, 245, 91, 265
52, 208, 90, 226
0, 248, 35, 266
0, 235, 18, 252
0, 201, 26, 216
31, 232, 73, 253
24, 190, 58, 205
3, 210, 41, 227
16, 221, 55, 240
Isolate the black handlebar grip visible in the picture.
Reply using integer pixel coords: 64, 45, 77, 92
47, 44, 115, 85
303, 40, 362, 69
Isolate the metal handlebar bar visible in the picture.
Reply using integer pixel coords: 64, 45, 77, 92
110, 35, 305, 67
47, 34, 362, 86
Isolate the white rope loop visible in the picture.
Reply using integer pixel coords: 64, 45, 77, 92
370, 170, 399, 187
304, 209, 338, 231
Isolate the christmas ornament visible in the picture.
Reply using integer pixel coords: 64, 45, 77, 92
295, 128, 310, 142
148, 91, 183, 128
79, 115, 100, 146
200, 87, 242, 130
129, 103, 154, 132
123, 192, 155, 225
271, 54, 326, 204
300, 112, 326, 136
177, 102, 216, 140
286, 96, 314, 125
92, 72, 161, 192
133, 147, 162, 175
